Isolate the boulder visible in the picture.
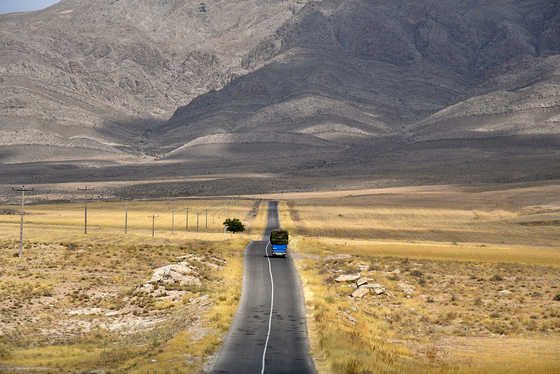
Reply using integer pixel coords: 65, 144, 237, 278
352, 287, 370, 298
356, 277, 369, 287
148, 262, 201, 286
336, 274, 361, 282
498, 290, 513, 296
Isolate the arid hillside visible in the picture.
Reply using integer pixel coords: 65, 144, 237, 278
1, 0, 560, 194
158, 0, 560, 150
0, 0, 306, 162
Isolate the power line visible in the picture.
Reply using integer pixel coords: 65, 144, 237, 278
124, 200, 128, 234
12, 186, 34, 258
77, 186, 94, 234
148, 214, 159, 237
195, 212, 202, 232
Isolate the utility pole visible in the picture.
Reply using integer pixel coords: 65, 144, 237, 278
171, 206, 177, 234
149, 214, 159, 237
125, 200, 128, 234
12, 186, 34, 258
196, 212, 201, 232
78, 186, 94, 234
212, 205, 215, 223
185, 207, 189, 231
205, 209, 208, 228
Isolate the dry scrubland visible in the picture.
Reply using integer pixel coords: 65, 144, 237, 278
278, 183, 560, 374
2, 184, 560, 374
0, 198, 268, 373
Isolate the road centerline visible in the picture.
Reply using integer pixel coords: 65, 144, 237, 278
261, 241, 274, 374
211, 201, 315, 374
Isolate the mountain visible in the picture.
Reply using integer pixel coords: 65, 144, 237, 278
155, 0, 560, 150
1, 0, 560, 195
0, 0, 305, 162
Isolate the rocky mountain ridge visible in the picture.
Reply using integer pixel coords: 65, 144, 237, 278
0, 0, 307, 161
158, 0, 560, 153
1, 0, 560, 191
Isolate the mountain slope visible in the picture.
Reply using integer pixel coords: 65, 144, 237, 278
1, 0, 560, 192
152, 0, 560, 156
0, 0, 305, 162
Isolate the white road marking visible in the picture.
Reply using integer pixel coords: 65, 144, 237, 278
261, 241, 274, 374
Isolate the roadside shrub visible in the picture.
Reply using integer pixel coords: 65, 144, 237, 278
446, 312, 458, 322
490, 274, 503, 282
410, 270, 423, 277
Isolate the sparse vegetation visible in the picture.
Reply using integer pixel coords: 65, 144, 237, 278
0, 199, 266, 373
279, 184, 560, 373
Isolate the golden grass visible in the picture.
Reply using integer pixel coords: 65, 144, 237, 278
312, 239, 560, 266
0, 344, 136, 369
284, 184, 560, 374
435, 337, 560, 374
3, 184, 559, 373
0, 199, 258, 246
0, 199, 263, 373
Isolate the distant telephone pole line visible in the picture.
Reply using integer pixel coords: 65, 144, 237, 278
124, 200, 128, 234
149, 214, 159, 237
78, 186, 94, 234
196, 212, 202, 232
12, 186, 34, 258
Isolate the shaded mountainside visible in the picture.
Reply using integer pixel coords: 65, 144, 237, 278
1, 0, 560, 193
157, 0, 560, 154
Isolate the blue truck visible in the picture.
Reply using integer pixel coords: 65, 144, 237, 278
270, 228, 288, 257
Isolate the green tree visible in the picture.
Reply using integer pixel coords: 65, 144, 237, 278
223, 218, 246, 233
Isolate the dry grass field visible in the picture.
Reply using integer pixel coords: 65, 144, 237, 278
0, 198, 268, 373
2, 183, 560, 373
277, 183, 560, 374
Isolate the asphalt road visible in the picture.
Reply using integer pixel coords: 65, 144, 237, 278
211, 201, 316, 374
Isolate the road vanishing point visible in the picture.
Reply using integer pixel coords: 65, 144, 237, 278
211, 201, 316, 374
